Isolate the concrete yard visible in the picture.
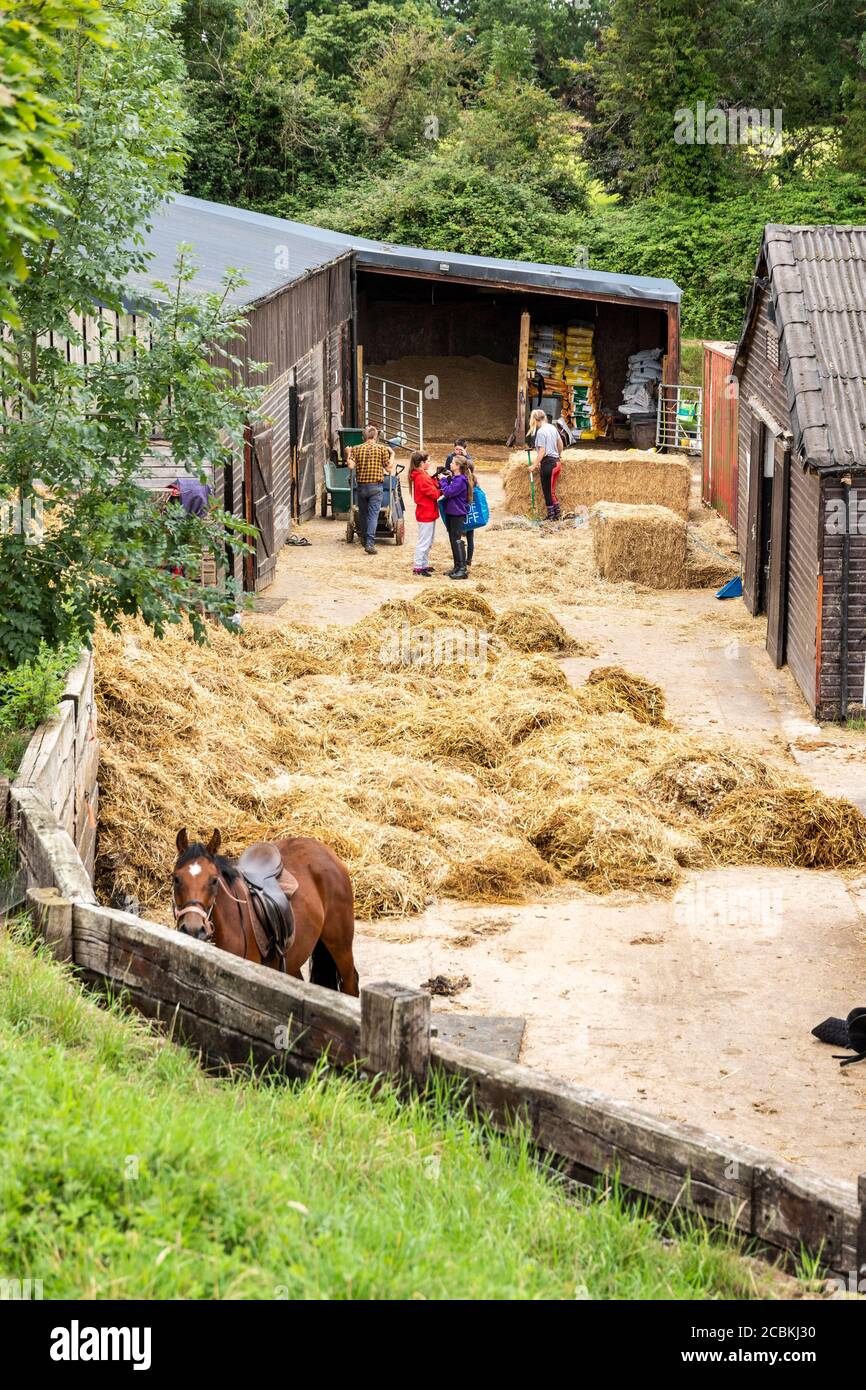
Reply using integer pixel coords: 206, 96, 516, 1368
253, 460, 866, 1183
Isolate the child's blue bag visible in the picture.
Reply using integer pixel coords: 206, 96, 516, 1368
463, 484, 489, 531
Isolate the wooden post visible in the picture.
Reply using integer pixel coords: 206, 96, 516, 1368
26, 886, 73, 963
510, 310, 531, 446
360, 981, 431, 1088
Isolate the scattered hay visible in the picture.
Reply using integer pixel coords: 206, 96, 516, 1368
94, 589, 866, 921
579, 666, 668, 726
438, 829, 559, 901
637, 747, 785, 816
591, 502, 687, 589
523, 791, 699, 892
411, 586, 496, 624
703, 788, 866, 868
504, 450, 691, 519
493, 603, 579, 654
490, 651, 573, 692
685, 509, 740, 590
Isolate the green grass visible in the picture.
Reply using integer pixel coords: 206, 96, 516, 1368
0, 727, 28, 780
680, 339, 706, 388
0, 925, 799, 1300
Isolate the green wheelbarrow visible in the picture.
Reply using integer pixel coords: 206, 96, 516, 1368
320, 460, 352, 518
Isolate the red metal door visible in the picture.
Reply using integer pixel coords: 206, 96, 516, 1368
702, 343, 739, 526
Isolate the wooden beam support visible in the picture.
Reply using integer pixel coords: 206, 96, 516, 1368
511, 310, 530, 447
361, 981, 431, 1088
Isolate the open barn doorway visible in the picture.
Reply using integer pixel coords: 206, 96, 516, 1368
356, 267, 672, 451
357, 270, 521, 444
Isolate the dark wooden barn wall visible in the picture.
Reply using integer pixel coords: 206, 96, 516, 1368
736, 285, 788, 553
358, 292, 520, 365
210, 258, 351, 583
819, 475, 866, 717
593, 302, 667, 417
242, 256, 352, 390
737, 283, 822, 714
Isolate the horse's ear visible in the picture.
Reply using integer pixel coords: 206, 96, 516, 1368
206, 828, 221, 857
176, 827, 189, 855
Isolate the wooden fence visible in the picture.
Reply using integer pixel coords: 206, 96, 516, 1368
25, 884, 866, 1282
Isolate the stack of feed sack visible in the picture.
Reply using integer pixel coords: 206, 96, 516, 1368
619, 347, 663, 416
564, 322, 596, 438
527, 323, 566, 387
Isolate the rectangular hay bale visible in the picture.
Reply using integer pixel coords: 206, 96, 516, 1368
504, 449, 691, 519
590, 502, 688, 588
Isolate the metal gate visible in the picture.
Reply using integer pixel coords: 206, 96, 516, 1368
656, 383, 703, 454
364, 374, 423, 449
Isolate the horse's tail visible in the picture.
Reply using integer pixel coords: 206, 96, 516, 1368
310, 938, 340, 991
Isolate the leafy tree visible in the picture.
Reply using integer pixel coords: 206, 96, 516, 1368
300, 156, 588, 262
0, 0, 103, 330
0, 0, 258, 666
571, 173, 866, 337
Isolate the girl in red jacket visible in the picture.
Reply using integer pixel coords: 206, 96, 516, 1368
408, 451, 441, 577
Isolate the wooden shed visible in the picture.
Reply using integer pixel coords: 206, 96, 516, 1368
733, 225, 866, 719
135, 195, 354, 590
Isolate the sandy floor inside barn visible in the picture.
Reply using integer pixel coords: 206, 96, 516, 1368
252, 461, 866, 1183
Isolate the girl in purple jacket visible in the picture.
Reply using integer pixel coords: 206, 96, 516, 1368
438, 457, 474, 579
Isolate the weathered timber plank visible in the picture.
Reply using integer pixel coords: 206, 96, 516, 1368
27, 886, 73, 963
72, 904, 361, 1067
430, 1036, 858, 1270
16, 701, 75, 819
753, 1164, 858, 1273
361, 982, 430, 1087
82, 977, 315, 1077
12, 786, 95, 903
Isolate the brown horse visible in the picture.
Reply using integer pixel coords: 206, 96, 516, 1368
172, 828, 359, 995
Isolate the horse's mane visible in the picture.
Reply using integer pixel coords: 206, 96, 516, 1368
178, 842, 240, 884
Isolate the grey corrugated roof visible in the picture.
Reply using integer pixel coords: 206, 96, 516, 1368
736, 224, 866, 472
131, 193, 681, 307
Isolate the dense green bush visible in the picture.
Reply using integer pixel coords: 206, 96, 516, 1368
572, 176, 866, 338
298, 158, 589, 264
0, 641, 78, 735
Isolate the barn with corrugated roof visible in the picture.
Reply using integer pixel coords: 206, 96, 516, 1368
137, 193, 682, 590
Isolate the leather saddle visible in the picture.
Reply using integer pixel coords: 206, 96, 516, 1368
237, 842, 298, 971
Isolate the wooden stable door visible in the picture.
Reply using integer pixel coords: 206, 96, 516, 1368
252, 424, 275, 583
765, 437, 790, 668
742, 416, 764, 615
242, 421, 276, 591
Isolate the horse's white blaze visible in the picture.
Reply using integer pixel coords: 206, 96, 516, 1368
188, 862, 202, 877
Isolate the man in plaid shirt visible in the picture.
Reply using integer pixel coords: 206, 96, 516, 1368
347, 426, 394, 554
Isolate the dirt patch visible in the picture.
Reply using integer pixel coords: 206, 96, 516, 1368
368, 355, 516, 442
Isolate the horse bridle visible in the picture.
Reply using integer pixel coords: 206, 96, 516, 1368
172, 895, 216, 939
173, 872, 252, 958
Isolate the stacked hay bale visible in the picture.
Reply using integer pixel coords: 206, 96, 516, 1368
590, 502, 688, 589
504, 448, 691, 519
